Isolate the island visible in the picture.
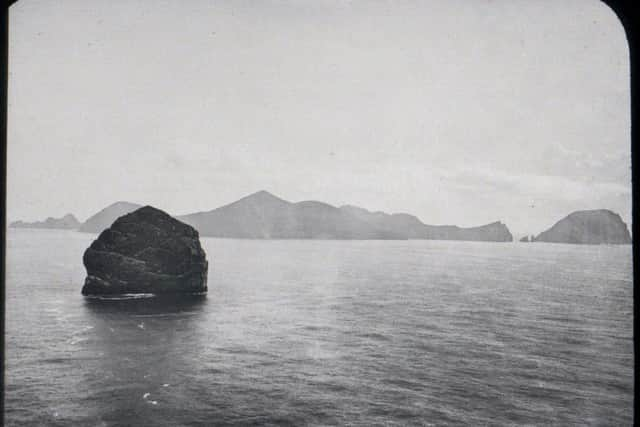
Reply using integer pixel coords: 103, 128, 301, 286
10, 214, 80, 230
15, 190, 514, 242
533, 209, 631, 245
177, 191, 513, 241
81, 206, 208, 296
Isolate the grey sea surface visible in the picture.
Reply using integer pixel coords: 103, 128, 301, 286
4, 229, 633, 426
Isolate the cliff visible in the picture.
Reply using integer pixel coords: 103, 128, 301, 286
534, 209, 631, 244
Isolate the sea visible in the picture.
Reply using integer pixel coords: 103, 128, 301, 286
4, 229, 634, 426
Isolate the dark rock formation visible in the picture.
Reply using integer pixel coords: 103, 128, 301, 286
79, 201, 142, 233
10, 213, 80, 230
534, 209, 631, 245
177, 190, 514, 242
82, 206, 208, 295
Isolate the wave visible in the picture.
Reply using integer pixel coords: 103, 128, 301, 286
132, 311, 200, 318
84, 292, 207, 301
142, 392, 158, 405
84, 293, 157, 301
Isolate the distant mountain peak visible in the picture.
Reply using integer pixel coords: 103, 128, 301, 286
236, 190, 290, 205
248, 190, 283, 199
107, 201, 142, 209
78, 201, 142, 233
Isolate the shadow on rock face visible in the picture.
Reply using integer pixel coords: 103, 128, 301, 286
83, 293, 208, 317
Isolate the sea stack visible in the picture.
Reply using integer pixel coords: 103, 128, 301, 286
81, 206, 208, 295
534, 209, 632, 245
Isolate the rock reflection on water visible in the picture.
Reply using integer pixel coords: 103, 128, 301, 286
78, 294, 210, 426
83, 293, 209, 316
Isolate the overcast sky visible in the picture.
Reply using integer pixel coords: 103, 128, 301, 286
8, 0, 631, 236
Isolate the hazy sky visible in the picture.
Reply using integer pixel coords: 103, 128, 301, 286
8, 0, 631, 236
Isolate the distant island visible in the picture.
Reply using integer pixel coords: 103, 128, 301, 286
177, 191, 513, 241
533, 209, 631, 245
9, 192, 631, 244
10, 191, 513, 242
10, 214, 80, 230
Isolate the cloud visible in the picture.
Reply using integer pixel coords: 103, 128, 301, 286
443, 166, 630, 203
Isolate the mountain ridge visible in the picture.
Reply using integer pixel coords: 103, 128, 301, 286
176, 191, 402, 239
11, 190, 517, 241
176, 190, 513, 241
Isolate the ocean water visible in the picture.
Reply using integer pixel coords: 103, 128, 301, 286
4, 229, 634, 426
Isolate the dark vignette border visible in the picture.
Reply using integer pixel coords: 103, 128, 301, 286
600, 0, 638, 423
0, 0, 638, 424
2, 0, 10, 422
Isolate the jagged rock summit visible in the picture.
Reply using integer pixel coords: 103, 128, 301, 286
534, 209, 631, 245
81, 206, 208, 296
